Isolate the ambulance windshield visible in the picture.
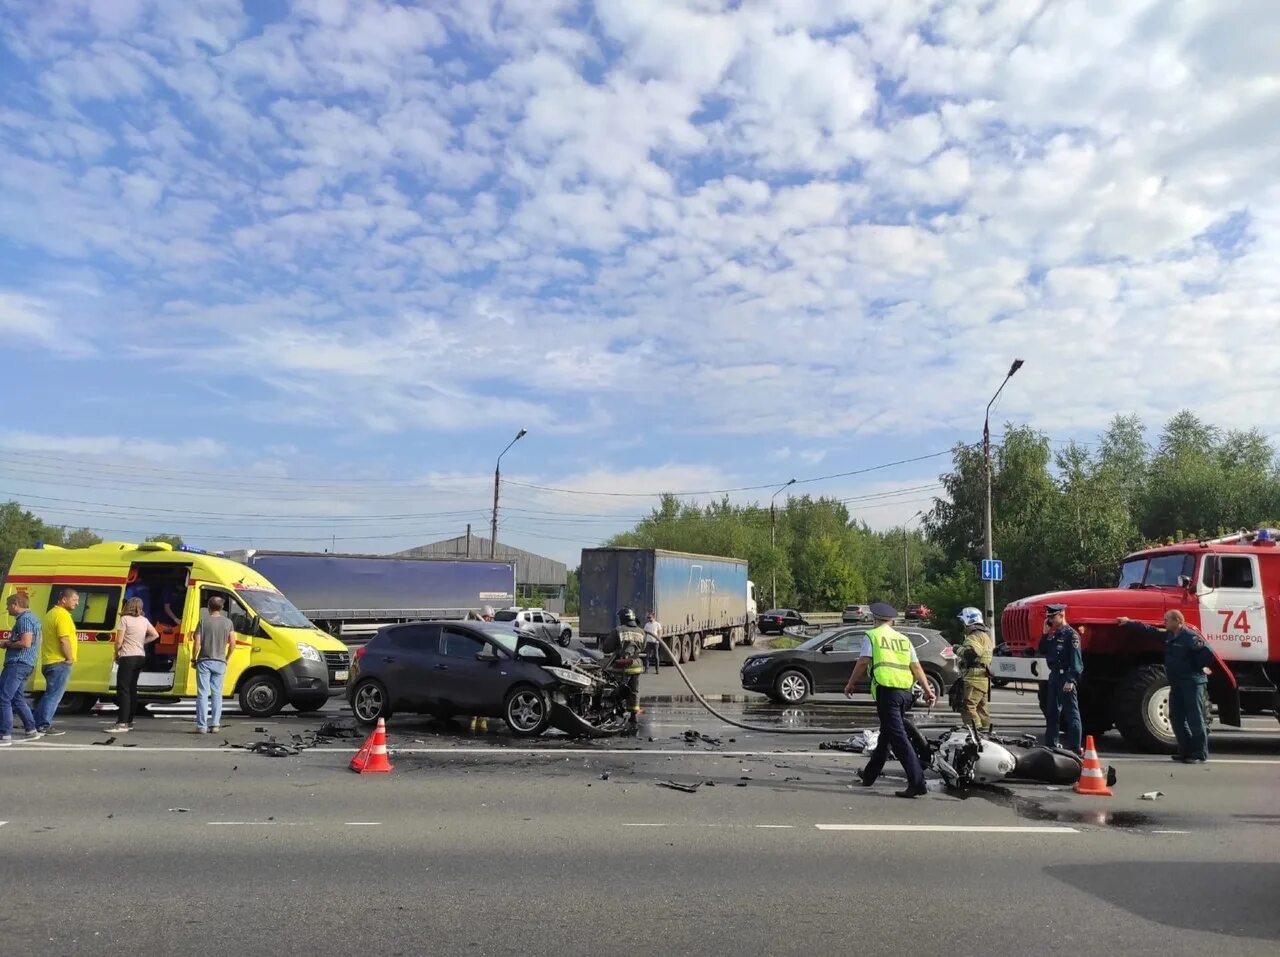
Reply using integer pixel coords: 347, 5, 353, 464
240, 588, 313, 628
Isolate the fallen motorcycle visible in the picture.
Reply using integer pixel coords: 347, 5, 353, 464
930, 726, 1115, 790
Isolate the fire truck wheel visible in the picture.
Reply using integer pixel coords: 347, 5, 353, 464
1114, 664, 1177, 753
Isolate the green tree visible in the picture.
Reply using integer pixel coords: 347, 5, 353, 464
64, 527, 103, 549
564, 567, 580, 616
146, 533, 185, 548
914, 561, 982, 642
0, 502, 66, 576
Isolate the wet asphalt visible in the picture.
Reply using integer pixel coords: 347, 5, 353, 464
2, 646, 1278, 954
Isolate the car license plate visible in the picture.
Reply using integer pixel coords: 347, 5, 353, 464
334, 669, 349, 682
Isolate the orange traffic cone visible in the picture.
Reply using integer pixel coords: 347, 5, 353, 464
1074, 735, 1111, 796
350, 717, 393, 774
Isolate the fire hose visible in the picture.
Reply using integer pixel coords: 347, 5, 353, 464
648, 633, 940, 735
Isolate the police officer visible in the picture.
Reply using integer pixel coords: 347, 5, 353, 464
1039, 603, 1083, 754
844, 602, 937, 798
953, 606, 994, 730
1117, 610, 1213, 762
602, 607, 646, 730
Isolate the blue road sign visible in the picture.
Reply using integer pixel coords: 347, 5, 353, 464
981, 559, 1004, 582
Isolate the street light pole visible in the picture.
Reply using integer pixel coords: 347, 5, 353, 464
770, 478, 796, 609
904, 510, 924, 606
491, 429, 527, 559
984, 359, 1023, 630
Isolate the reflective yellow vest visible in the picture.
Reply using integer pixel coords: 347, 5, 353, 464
867, 624, 915, 697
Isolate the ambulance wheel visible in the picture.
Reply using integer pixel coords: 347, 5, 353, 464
58, 693, 98, 715
238, 673, 286, 719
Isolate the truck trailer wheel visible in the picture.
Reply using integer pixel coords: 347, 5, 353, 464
1114, 664, 1177, 753
689, 635, 702, 661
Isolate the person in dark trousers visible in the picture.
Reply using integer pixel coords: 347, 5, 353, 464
1039, 603, 1083, 754
642, 612, 662, 674
109, 597, 158, 733
844, 603, 937, 798
602, 607, 646, 730
1117, 610, 1213, 762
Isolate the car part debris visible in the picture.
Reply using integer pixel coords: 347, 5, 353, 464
92, 736, 116, 746
682, 730, 722, 747
657, 780, 702, 794
248, 741, 299, 757
1139, 791, 1164, 801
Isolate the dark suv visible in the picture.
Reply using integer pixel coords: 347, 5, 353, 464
347, 620, 591, 737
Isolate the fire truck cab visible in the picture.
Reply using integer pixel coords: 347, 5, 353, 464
995, 528, 1280, 752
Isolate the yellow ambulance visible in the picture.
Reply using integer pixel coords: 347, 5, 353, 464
1, 541, 351, 718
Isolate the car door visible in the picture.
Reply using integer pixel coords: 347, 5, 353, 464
811, 630, 864, 692
379, 623, 441, 711
433, 625, 497, 714
526, 610, 549, 642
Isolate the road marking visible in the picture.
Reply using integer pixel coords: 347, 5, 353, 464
0, 821, 7, 827
755, 824, 794, 829
207, 821, 304, 826
346, 822, 381, 826
622, 823, 666, 827
814, 824, 1079, 834
1152, 830, 1190, 834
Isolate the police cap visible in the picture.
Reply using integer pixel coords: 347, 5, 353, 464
1045, 603, 1067, 616
869, 601, 898, 620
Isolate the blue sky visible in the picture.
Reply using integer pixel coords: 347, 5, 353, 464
2, 0, 1278, 565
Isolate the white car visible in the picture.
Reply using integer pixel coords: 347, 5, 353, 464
493, 607, 574, 647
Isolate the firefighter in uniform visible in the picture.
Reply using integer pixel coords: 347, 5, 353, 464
1039, 603, 1083, 754
953, 606, 994, 730
602, 607, 646, 730
844, 602, 937, 798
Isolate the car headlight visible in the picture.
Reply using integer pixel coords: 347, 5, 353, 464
743, 657, 766, 670
543, 666, 594, 688
297, 642, 322, 663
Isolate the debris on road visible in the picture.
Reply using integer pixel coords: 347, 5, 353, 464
1140, 791, 1164, 801
657, 780, 703, 794
248, 741, 300, 758
92, 736, 116, 746
167, 807, 190, 813
681, 730, 722, 747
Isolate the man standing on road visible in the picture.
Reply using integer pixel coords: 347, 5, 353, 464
1, 592, 44, 745
33, 586, 79, 735
844, 602, 936, 799
642, 611, 662, 674
953, 606, 994, 730
1117, 611, 1213, 763
191, 597, 237, 734
1039, 603, 1083, 754
602, 607, 646, 730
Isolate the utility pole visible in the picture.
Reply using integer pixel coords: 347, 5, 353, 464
984, 360, 1024, 631
904, 510, 924, 606
465, 523, 472, 558
770, 478, 796, 609
491, 429, 527, 559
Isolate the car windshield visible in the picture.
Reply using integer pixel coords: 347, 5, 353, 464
493, 610, 519, 622
238, 588, 313, 628
482, 624, 547, 659
1119, 553, 1192, 588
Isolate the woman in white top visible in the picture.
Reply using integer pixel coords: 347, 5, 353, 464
112, 597, 158, 732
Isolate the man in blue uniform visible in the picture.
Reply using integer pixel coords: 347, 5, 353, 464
844, 602, 937, 799
1039, 603, 1083, 754
1117, 610, 1213, 762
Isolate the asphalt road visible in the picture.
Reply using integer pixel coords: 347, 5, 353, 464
2, 683, 1279, 956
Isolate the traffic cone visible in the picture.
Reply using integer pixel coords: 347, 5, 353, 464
1074, 735, 1111, 796
350, 717, 393, 774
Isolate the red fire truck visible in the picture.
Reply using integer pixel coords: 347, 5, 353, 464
993, 528, 1279, 752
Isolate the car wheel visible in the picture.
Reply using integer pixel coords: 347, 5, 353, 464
558, 628, 572, 647
350, 680, 390, 724
504, 685, 551, 737
775, 669, 811, 705
238, 672, 286, 719
916, 671, 944, 702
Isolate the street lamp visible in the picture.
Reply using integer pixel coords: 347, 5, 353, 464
983, 359, 1024, 630
770, 478, 796, 609
904, 510, 925, 606
491, 429, 527, 559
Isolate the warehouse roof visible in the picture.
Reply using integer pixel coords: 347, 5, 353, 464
396, 535, 566, 587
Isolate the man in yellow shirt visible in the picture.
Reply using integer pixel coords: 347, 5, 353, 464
34, 587, 79, 734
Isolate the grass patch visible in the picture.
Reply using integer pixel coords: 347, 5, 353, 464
766, 636, 802, 650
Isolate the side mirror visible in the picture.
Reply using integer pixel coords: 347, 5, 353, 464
476, 649, 497, 662
820, 645, 833, 654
